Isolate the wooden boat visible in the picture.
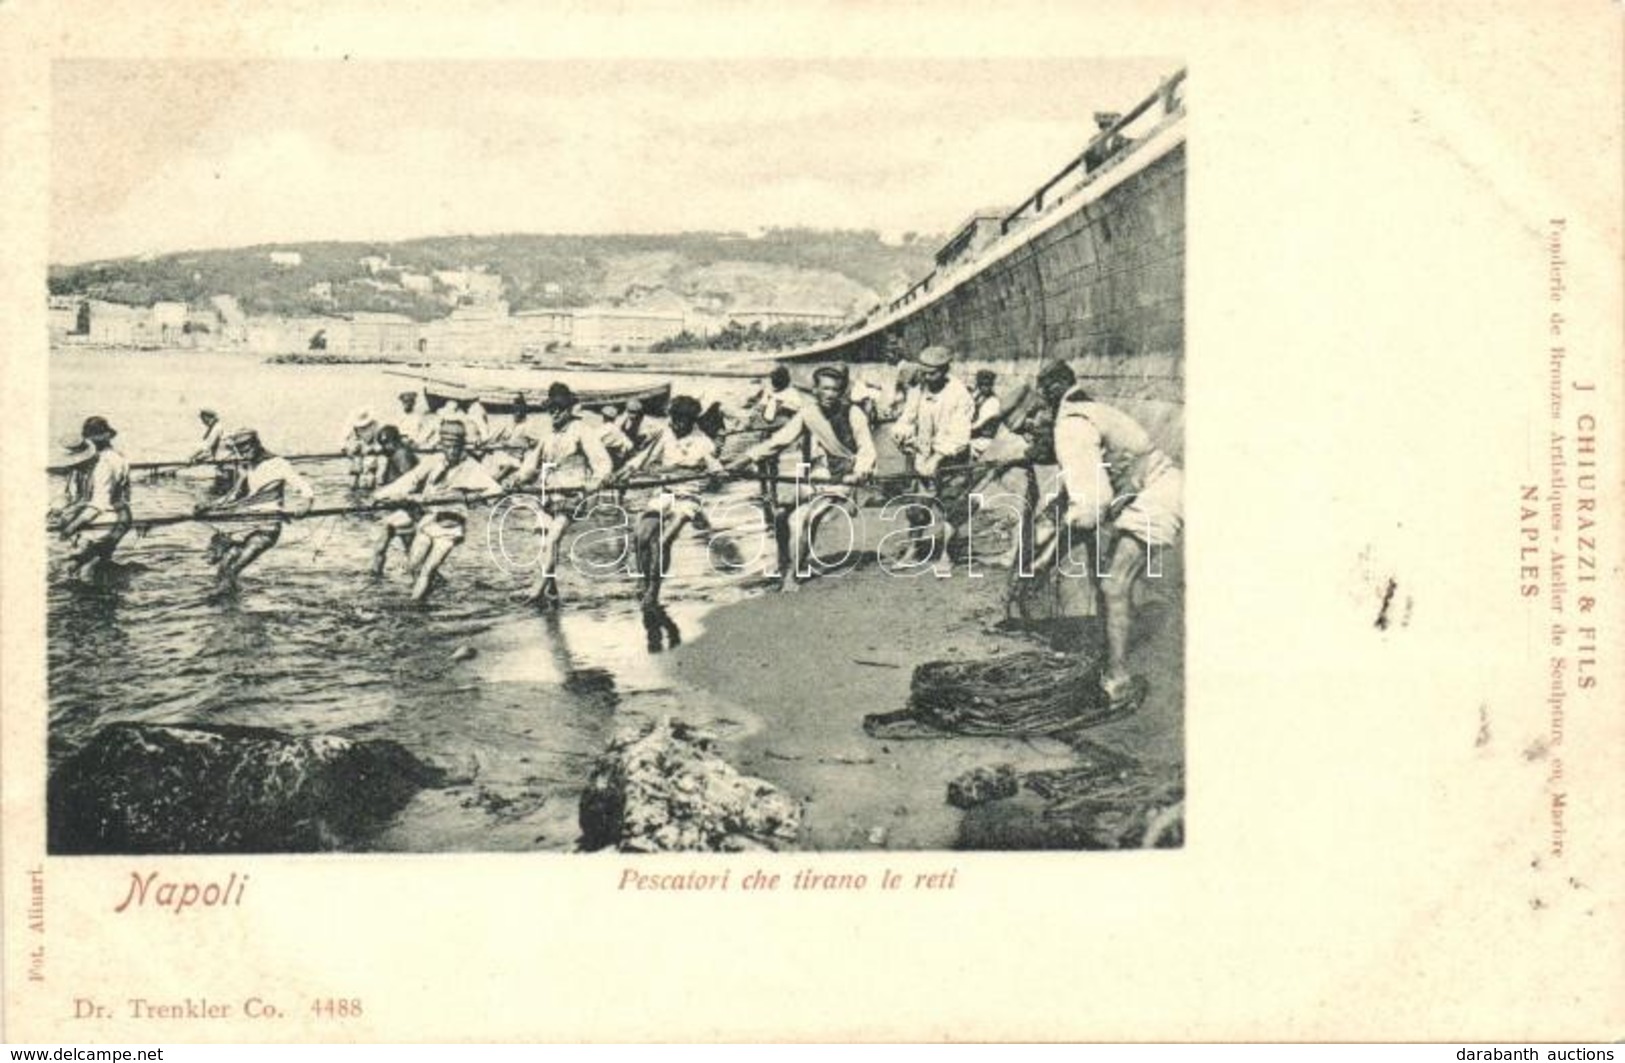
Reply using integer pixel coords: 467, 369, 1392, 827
423, 380, 671, 417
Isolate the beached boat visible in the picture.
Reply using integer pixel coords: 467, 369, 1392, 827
422, 380, 670, 417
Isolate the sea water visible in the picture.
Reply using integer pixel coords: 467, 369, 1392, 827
47, 348, 776, 852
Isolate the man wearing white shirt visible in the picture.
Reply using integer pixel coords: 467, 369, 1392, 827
894, 345, 974, 571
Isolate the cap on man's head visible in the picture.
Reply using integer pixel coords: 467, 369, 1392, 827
916, 346, 953, 370
199, 408, 218, 420
81, 416, 117, 442
625, 398, 643, 415
439, 419, 468, 443
600, 405, 620, 420
352, 409, 377, 429
398, 391, 417, 403
226, 427, 262, 452
812, 363, 850, 389
546, 382, 576, 411
1094, 111, 1122, 128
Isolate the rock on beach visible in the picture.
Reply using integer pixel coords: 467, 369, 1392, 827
578, 717, 801, 852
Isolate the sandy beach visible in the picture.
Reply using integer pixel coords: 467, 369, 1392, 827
671, 549, 1185, 851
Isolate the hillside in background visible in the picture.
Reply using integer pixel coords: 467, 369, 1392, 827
47, 229, 940, 323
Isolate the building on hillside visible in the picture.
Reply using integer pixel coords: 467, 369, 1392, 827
570, 307, 686, 351
346, 312, 418, 358
268, 251, 303, 268
399, 272, 434, 295
358, 255, 390, 274
47, 296, 83, 341
149, 302, 187, 346
419, 302, 512, 361
512, 309, 573, 355
244, 314, 351, 354
83, 301, 153, 346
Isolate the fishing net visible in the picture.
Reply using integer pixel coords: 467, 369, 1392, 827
861, 650, 1135, 742
949, 741, 1186, 849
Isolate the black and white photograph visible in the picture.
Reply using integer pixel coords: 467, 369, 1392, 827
44, 58, 1187, 855
5, 1, 1620, 1045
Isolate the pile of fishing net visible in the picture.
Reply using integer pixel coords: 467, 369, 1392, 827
861, 650, 1134, 743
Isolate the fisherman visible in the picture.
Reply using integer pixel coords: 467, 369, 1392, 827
458, 395, 491, 445
372, 419, 503, 602
614, 394, 727, 650
190, 408, 226, 462
729, 363, 875, 591
510, 382, 614, 609
189, 408, 237, 495
481, 395, 539, 482
396, 390, 440, 451
50, 416, 131, 582
441, 394, 488, 447
339, 409, 385, 490
195, 428, 315, 595
366, 424, 422, 578
747, 365, 805, 425
1038, 359, 1183, 711
969, 369, 1003, 458
593, 405, 638, 470
615, 399, 650, 452
892, 345, 974, 573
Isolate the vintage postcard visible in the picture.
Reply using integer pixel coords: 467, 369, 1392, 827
1, 1, 1620, 1043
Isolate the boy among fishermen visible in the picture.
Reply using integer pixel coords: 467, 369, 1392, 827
614, 394, 727, 650
50, 416, 132, 582
372, 419, 503, 602
729, 363, 875, 591
195, 428, 315, 594
366, 424, 422, 578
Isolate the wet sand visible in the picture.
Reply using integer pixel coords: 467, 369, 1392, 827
670, 554, 1185, 851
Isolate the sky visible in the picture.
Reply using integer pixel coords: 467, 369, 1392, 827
51, 58, 1176, 264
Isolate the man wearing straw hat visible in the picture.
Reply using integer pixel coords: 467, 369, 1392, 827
50, 416, 131, 582
373, 418, 503, 602
195, 427, 315, 594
